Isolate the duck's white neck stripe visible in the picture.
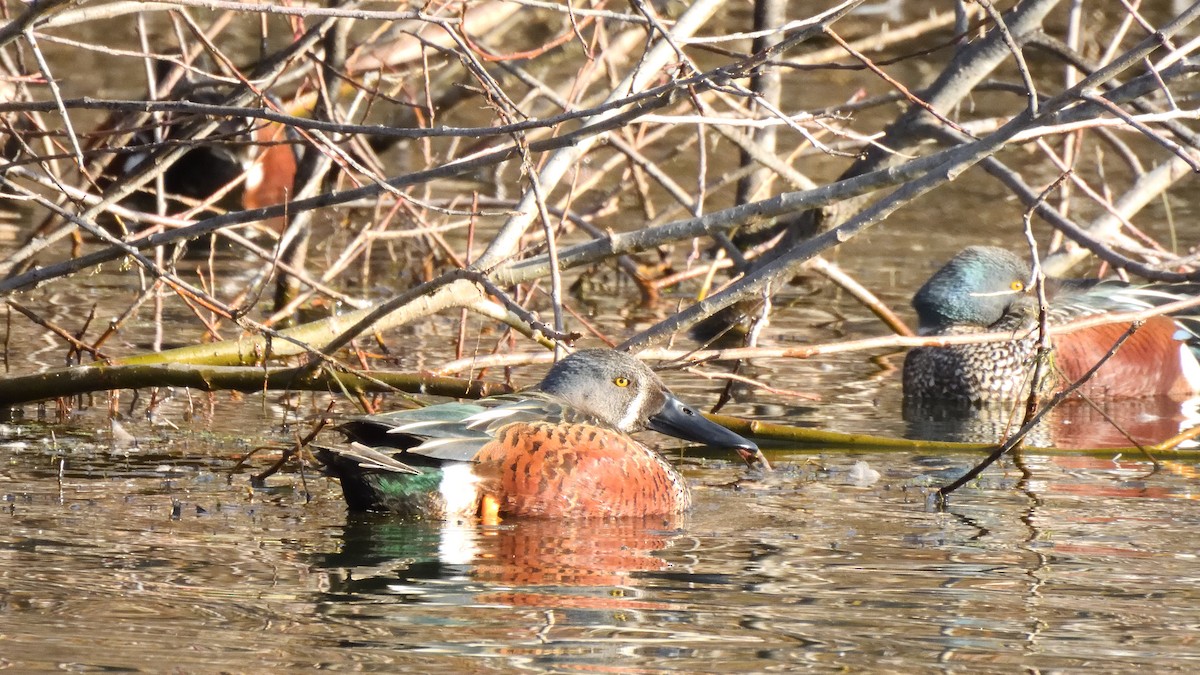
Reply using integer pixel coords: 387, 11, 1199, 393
616, 384, 650, 431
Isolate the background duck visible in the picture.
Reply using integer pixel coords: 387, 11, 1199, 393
903, 245, 1200, 405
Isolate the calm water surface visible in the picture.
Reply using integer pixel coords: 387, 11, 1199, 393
3, 407, 1199, 672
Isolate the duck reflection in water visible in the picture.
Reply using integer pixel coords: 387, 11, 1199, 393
905, 396, 1200, 449
314, 516, 682, 613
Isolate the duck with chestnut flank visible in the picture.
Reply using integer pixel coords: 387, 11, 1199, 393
317, 349, 761, 521
903, 246, 1200, 405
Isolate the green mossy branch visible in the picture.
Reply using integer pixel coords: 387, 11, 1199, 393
0, 363, 510, 407
704, 413, 1200, 458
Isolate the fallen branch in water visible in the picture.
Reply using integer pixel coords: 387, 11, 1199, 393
0, 362, 511, 407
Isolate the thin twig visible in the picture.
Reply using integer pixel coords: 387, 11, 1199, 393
937, 321, 1144, 501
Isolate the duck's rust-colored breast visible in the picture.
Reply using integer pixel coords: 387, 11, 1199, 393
473, 421, 691, 519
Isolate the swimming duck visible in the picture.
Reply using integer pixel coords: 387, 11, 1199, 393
317, 349, 761, 520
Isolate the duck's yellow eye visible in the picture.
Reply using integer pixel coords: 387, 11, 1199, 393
1010, 280, 1025, 291
613, 376, 630, 387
